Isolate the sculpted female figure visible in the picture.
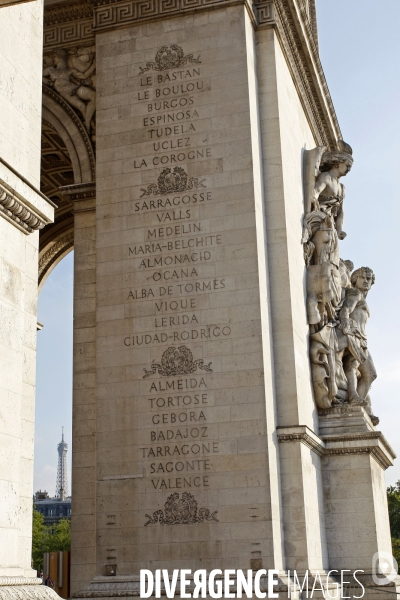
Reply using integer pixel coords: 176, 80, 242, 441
302, 142, 354, 327
310, 147, 353, 239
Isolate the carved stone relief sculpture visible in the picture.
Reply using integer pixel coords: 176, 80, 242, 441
43, 45, 96, 139
138, 44, 201, 74
140, 167, 206, 197
143, 346, 213, 379
303, 143, 378, 424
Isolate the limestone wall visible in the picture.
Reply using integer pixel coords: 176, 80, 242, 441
0, 218, 39, 578
0, 0, 44, 187
0, 0, 53, 580
256, 27, 328, 571
93, 4, 277, 576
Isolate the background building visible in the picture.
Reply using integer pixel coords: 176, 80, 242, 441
34, 491, 71, 528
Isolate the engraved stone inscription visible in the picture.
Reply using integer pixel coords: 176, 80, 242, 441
97, 15, 266, 563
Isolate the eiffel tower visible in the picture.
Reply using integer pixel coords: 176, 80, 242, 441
55, 427, 68, 500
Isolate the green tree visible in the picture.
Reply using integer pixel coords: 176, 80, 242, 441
32, 511, 71, 571
45, 519, 71, 552
32, 508, 46, 571
387, 480, 400, 564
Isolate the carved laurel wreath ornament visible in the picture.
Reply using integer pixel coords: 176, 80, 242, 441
144, 492, 219, 525
140, 167, 206, 198
139, 44, 201, 74
143, 346, 213, 379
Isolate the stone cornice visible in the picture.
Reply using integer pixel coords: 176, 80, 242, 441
61, 182, 96, 201
61, 182, 96, 213
92, 0, 258, 30
322, 431, 396, 471
277, 426, 395, 470
272, 0, 340, 147
0, 578, 42, 586
0, 160, 54, 235
0, 185, 46, 234
44, 0, 94, 48
277, 425, 325, 457
44, 0, 93, 25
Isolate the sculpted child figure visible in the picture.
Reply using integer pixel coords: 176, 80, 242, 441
336, 266, 378, 423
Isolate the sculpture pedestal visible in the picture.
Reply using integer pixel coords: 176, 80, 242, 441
320, 406, 395, 573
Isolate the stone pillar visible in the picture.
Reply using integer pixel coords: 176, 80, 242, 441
255, 25, 328, 572
71, 1, 343, 597
62, 184, 97, 596
92, 3, 282, 578
0, 0, 56, 597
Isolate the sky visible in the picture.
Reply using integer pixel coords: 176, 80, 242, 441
34, 0, 400, 494
35, 252, 73, 496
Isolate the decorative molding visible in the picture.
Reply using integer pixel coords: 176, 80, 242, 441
272, 0, 340, 147
277, 426, 325, 457
295, 0, 318, 51
322, 431, 396, 471
44, 20, 94, 49
54, 210, 74, 225
44, 0, 93, 26
143, 345, 212, 379
61, 182, 96, 201
144, 492, 219, 526
72, 578, 141, 599
0, 578, 42, 587
307, 0, 318, 51
324, 446, 392, 471
93, 0, 257, 32
44, 0, 94, 48
0, 586, 60, 600
140, 167, 206, 198
277, 426, 394, 470
0, 183, 50, 235
38, 231, 74, 286
254, 0, 274, 26
61, 182, 96, 214
139, 44, 201, 74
